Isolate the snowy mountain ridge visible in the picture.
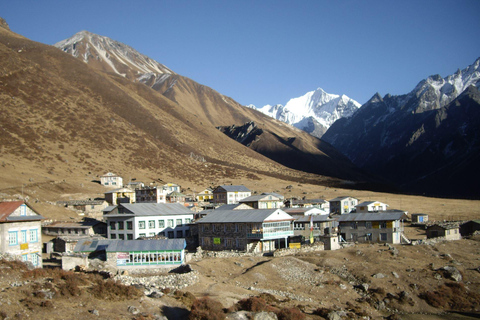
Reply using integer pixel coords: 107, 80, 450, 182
248, 88, 361, 138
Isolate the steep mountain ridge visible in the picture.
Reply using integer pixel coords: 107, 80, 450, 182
53, 30, 373, 184
249, 88, 361, 138
322, 58, 480, 198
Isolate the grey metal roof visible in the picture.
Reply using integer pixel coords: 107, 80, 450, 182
334, 212, 407, 222
239, 194, 280, 202
294, 215, 333, 222
196, 209, 291, 223
6, 215, 44, 222
103, 205, 117, 213
104, 187, 134, 194
215, 204, 245, 210
215, 185, 251, 192
107, 203, 194, 217
74, 238, 186, 252
329, 196, 357, 202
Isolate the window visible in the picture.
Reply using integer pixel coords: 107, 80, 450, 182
185, 218, 191, 224
167, 219, 174, 228
149, 220, 155, 229
380, 222, 387, 229
380, 233, 387, 241
20, 204, 27, 216
118, 221, 124, 230
158, 220, 165, 228
111, 234, 117, 239
20, 230, 27, 244
352, 222, 358, 229
22, 254, 28, 262
127, 221, 133, 230
176, 230, 183, 238
31, 253, 38, 266
365, 222, 372, 229
149, 232, 156, 237
167, 231, 174, 238
118, 234, 125, 240
127, 234, 133, 240
139, 221, 146, 229
176, 219, 182, 226
110, 221, 116, 230
139, 233, 146, 238
8, 231, 18, 245
29, 229, 38, 242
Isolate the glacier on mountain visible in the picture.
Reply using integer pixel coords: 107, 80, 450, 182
249, 88, 361, 138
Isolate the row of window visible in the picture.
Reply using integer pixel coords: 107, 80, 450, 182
8, 229, 38, 245
22, 252, 40, 266
110, 230, 188, 240
110, 218, 191, 230
118, 251, 182, 266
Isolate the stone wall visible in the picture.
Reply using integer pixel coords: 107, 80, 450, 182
61, 254, 89, 271
273, 243, 324, 257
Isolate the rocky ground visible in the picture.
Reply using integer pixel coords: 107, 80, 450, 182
2, 234, 479, 319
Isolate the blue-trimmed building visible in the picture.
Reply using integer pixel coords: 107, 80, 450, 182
74, 238, 186, 269
0, 201, 44, 268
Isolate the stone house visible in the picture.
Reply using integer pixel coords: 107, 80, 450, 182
329, 196, 359, 214
104, 203, 194, 240
100, 172, 123, 188
335, 212, 408, 244
426, 222, 461, 240
56, 200, 109, 219
284, 207, 329, 216
104, 187, 136, 205
42, 218, 107, 237
411, 213, 429, 224
460, 220, 480, 237
284, 198, 329, 211
74, 238, 186, 269
212, 185, 251, 204
239, 193, 283, 209
0, 201, 44, 267
195, 208, 294, 253
53, 235, 106, 253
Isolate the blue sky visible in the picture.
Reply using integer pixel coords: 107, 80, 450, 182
2, 1, 480, 106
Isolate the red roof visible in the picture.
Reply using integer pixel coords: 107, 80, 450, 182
0, 201, 24, 222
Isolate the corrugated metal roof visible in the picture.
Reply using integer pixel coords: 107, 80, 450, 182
335, 212, 407, 222
74, 238, 186, 252
196, 209, 291, 223
294, 215, 333, 222
329, 196, 357, 202
239, 194, 280, 202
104, 187, 134, 194
119, 203, 193, 216
215, 185, 250, 192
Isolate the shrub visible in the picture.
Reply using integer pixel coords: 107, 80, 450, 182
188, 297, 225, 320
90, 279, 142, 300
419, 282, 480, 310
235, 296, 269, 312
276, 307, 306, 320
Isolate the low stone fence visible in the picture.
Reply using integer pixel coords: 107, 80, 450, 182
273, 243, 324, 257
411, 236, 461, 246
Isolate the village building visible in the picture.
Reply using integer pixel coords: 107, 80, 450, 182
56, 200, 109, 219
42, 218, 107, 237
239, 193, 283, 209
0, 201, 44, 267
162, 183, 181, 193
196, 188, 214, 202
104, 187, 136, 205
212, 185, 251, 204
411, 213, 429, 224
104, 203, 194, 240
284, 207, 328, 216
460, 220, 480, 237
329, 196, 359, 214
73, 238, 186, 269
166, 191, 186, 204
284, 198, 329, 211
195, 208, 294, 253
426, 222, 461, 240
100, 172, 123, 188
355, 201, 389, 213
124, 181, 145, 190
335, 212, 408, 244
291, 215, 340, 250
53, 235, 106, 253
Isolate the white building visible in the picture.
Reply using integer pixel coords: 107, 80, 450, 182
355, 201, 389, 213
213, 185, 251, 204
104, 203, 194, 240
329, 196, 359, 214
0, 201, 44, 267
136, 183, 182, 204
100, 172, 123, 188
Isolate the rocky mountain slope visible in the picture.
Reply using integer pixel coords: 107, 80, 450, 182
248, 88, 361, 138
52, 30, 374, 184
322, 58, 480, 198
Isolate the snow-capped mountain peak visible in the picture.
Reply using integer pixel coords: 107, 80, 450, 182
249, 88, 360, 138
